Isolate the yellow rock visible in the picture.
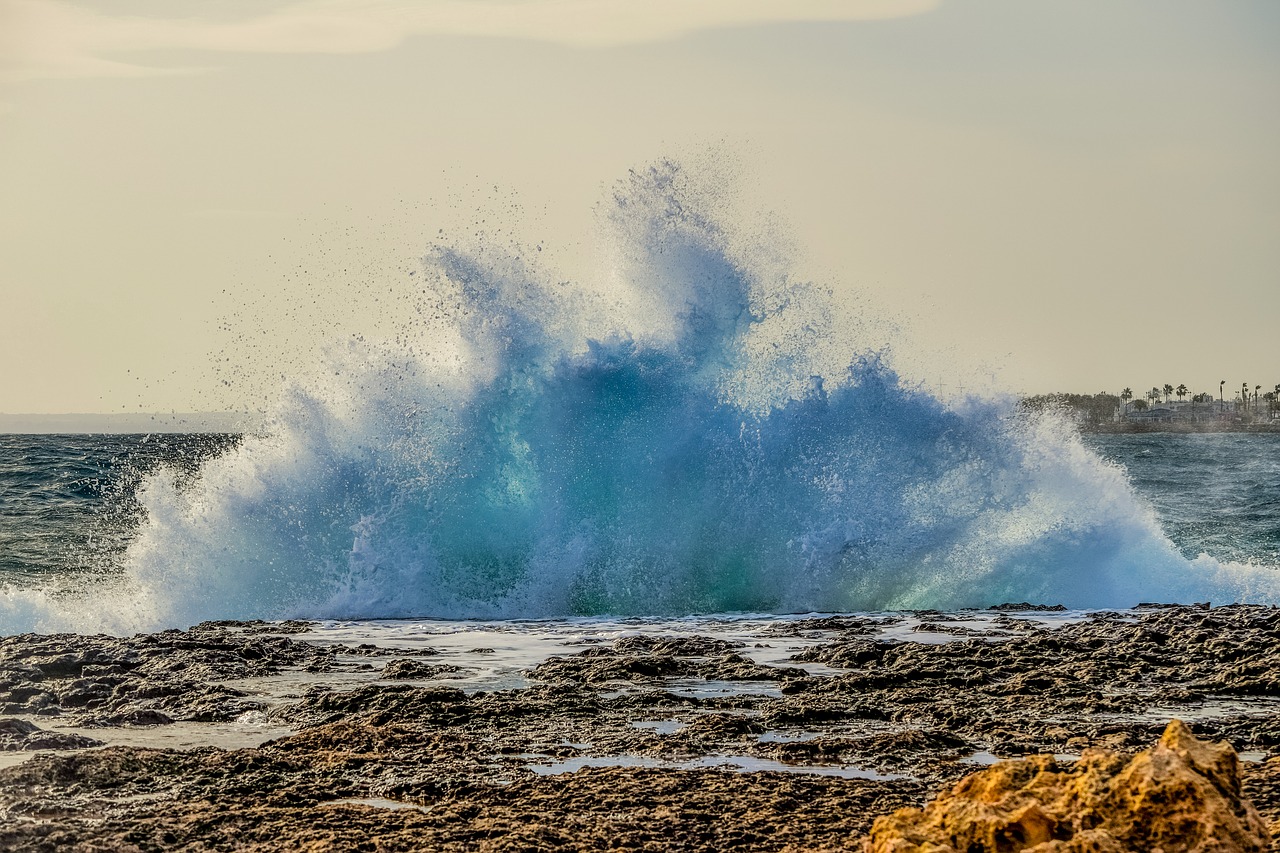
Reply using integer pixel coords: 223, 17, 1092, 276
862, 720, 1270, 853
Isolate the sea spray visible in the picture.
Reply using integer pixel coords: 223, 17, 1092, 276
3, 162, 1277, 634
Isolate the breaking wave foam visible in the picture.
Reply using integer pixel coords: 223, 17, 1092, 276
4, 162, 1277, 633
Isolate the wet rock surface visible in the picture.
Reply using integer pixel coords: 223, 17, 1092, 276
0, 604, 1275, 851
0, 718, 102, 752
0, 622, 402, 724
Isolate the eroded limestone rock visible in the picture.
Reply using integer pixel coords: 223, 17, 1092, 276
863, 719, 1270, 853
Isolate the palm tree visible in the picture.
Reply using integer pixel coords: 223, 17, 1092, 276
1150, 387, 1161, 406
1220, 379, 1226, 403
1120, 388, 1132, 413
1163, 383, 1173, 403
1176, 384, 1187, 402
1255, 385, 1261, 412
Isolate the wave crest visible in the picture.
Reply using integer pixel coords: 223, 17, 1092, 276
4, 162, 1276, 633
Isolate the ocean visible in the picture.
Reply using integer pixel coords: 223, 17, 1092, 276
2, 166, 1277, 634
1, 429, 1276, 638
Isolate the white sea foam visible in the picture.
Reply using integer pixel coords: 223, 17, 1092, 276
2, 162, 1276, 634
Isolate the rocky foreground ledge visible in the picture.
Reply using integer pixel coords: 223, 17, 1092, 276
0, 605, 1277, 851
866, 719, 1269, 851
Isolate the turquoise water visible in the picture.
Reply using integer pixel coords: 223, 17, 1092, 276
5, 433, 1274, 586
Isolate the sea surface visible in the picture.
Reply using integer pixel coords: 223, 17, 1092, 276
0, 433, 237, 584
1, 166, 1278, 633
1084, 432, 1280, 567
0, 429, 1276, 636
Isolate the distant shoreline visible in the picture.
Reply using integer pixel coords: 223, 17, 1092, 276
1083, 421, 1280, 435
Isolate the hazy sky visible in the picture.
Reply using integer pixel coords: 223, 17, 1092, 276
2, 0, 1277, 413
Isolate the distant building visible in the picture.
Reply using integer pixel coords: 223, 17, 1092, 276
1119, 399, 1235, 424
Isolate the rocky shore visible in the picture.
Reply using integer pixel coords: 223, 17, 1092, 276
1, 604, 1277, 851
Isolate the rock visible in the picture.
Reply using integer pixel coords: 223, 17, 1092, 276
612, 635, 741, 657
862, 719, 1270, 852
0, 717, 103, 751
282, 684, 471, 727
0, 606, 1277, 851
680, 713, 765, 740
791, 638, 889, 668
382, 659, 464, 680
104, 709, 175, 726
529, 637, 801, 686
528, 649, 697, 684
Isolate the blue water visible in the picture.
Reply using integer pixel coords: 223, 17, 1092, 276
1084, 433, 1280, 566
0, 433, 237, 582
2, 164, 1277, 632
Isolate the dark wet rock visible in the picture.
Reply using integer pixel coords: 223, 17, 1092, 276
0, 718, 103, 751
911, 621, 986, 636
769, 736, 859, 762
854, 728, 972, 755
703, 652, 806, 682
760, 615, 895, 636
193, 619, 315, 635
773, 604, 1280, 763
382, 659, 465, 680
680, 713, 765, 740
1243, 758, 1280, 843
282, 684, 471, 728
612, 635, 741, 656
339, 642, 441, 658
90, 709, 175, 727
0, 624, 428, 725
530, 648, 698, 684
986, 602, 1068, 611
529, 636, 805, 687
791, 638, 890, 668
760, 699, 883, 727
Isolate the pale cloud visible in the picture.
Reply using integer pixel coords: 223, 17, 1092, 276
1, 0, 939, 83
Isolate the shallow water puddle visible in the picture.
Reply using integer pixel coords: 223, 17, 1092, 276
526, 753, 907, 780
1146, 696, 1280, 722
686, 755, 908, 779
323, 797, 430, 812
1096, 695, 1280, 726
0, 712, 295, 769
630, 720, 686, 735
960, 750, 1078, 766
757, 730, 821, 744
664, 679, 784, 700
